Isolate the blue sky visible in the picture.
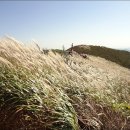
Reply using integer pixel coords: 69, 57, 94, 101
0, 1, 130, 49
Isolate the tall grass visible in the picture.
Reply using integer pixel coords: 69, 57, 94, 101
0, 36, 130, 130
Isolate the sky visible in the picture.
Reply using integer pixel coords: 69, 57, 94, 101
0, 1, 130, 49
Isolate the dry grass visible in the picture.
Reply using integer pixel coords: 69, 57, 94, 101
0, 36, 130, 130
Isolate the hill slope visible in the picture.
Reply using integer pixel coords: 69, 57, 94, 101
69, 45, 130, 69
0, 37, 130, 130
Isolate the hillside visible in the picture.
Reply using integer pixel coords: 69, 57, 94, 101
0, 37, 130, 130
68, 45, 130, 69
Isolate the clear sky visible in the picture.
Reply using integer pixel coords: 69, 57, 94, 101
0, 1, 130, 49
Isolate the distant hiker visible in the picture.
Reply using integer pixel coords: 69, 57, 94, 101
68, 43, 73, 56
71, 43, 73, 52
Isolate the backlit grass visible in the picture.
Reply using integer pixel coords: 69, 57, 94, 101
0, 36, 130, 130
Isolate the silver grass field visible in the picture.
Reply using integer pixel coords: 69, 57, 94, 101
0, 37, 130, 130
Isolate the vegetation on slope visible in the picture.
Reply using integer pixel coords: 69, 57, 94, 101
69, 45, 130, 69
0, 37, 130, 130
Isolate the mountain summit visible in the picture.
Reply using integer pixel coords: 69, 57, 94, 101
68, 45, 130, 69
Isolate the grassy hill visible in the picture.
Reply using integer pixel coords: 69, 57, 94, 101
0, 37, 130, 130
68, 45, 130, 69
